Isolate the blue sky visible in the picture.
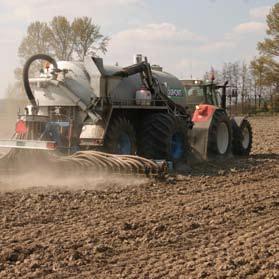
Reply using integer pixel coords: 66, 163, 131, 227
0, 0, 277, 97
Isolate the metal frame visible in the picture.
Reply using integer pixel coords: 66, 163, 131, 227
0, 139, 56, 150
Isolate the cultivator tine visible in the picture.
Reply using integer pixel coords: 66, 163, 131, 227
120, 157, 143, 173
88, 152, 117, 171
105, 156, 127, 173
72, 153, 99, 170
55, 151, 168, 177
117, 155, 161, 175
0, 149, 168, 178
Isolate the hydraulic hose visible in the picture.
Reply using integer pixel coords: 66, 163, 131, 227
221, 81, 229, 110
23, 54, 58, 107
24, 54, 96, 121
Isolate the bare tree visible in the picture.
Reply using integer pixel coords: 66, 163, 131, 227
48, 16, 75, 61
18, 21, 52, 61
10, 16, 109, 99
18, 16, 109, 62
72, 17, 109, 60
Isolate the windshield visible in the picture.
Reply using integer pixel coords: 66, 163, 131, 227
185, 86, 204, 105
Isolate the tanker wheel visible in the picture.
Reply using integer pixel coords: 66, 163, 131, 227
232, 119, 253, 156
208, 110, 232, 156
104, 117, 137, 155
139, 113, 188, 162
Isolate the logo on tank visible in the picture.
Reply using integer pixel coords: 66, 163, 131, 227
168, 88, 184, 97
163, 82, 184, 97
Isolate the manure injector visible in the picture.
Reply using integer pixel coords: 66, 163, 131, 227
0, 54, 252, 177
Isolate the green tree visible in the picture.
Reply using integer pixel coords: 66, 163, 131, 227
251, 56, 279, 87
258, 4, 279, 56
256, 3, 279, 111
250, 56, 266, 88
272, 94, 279, 112
250, 55, 279, 109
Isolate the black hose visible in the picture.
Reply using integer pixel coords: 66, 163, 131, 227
23, 54, 58, 107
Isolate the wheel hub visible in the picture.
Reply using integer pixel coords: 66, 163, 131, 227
117, 133, 132, 155
171, 133, 184, 160
242, 127, 250, 149
216, 122, 229, 155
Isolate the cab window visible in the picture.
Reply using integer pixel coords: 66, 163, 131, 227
186, 87, 204, 105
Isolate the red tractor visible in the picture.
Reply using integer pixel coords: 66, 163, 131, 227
182, 80, 253, 160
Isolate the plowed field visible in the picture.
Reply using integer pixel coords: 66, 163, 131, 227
0, 116, 278, 278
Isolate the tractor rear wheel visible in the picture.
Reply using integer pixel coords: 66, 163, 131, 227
232, 119, 253, 156
139, 113, 188, 162
208, 110, 232, 156
104, 117, 137, 155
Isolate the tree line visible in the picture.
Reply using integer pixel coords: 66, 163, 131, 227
19, 16, 109, 61
204, 3, 279, 114
7, 16, 109, 98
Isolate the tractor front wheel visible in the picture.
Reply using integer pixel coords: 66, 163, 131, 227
208, 110, 232, 157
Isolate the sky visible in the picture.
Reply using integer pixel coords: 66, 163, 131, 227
0, 0, 277, 97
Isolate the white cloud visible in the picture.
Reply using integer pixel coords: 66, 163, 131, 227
0, 0, 143, 23
198, 20, 266, 53
111, 23, 205, 44
104, 22, 206, 78
249, 6, 270, 19
0, 6, 31, 23
174, 58, 209, 79
193, 5, 269, 55
0, 27, 22, 44
117, 0, 142, 4
199, 41, 236, 52
233, 22, 266, 34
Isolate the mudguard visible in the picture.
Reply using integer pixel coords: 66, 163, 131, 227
231, 116, 246, 128
190, 104, 217, 160
189, 120, 212, 160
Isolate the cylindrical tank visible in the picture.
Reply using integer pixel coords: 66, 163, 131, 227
33, 61, 94, 107
152, 70, 187, 107
33, 59, 187, 108
108, 67, 187, 107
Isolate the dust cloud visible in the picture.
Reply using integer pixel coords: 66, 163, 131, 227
0, 98, 24, 138
0, 99, 148, 192
0, 157, 149, 192
0, 98, 25, 156
0, 172, 148, 193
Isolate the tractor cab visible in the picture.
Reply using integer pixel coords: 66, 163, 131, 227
181, 79, 252, 160
181, 80, 222, 113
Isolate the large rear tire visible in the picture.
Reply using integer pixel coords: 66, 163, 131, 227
232, 119, 253, 156
104, 117, 137, 155
208, 110, 232, 156
139, 113, 188, 162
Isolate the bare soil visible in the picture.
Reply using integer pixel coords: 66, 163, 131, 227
0, 116, 278, 279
